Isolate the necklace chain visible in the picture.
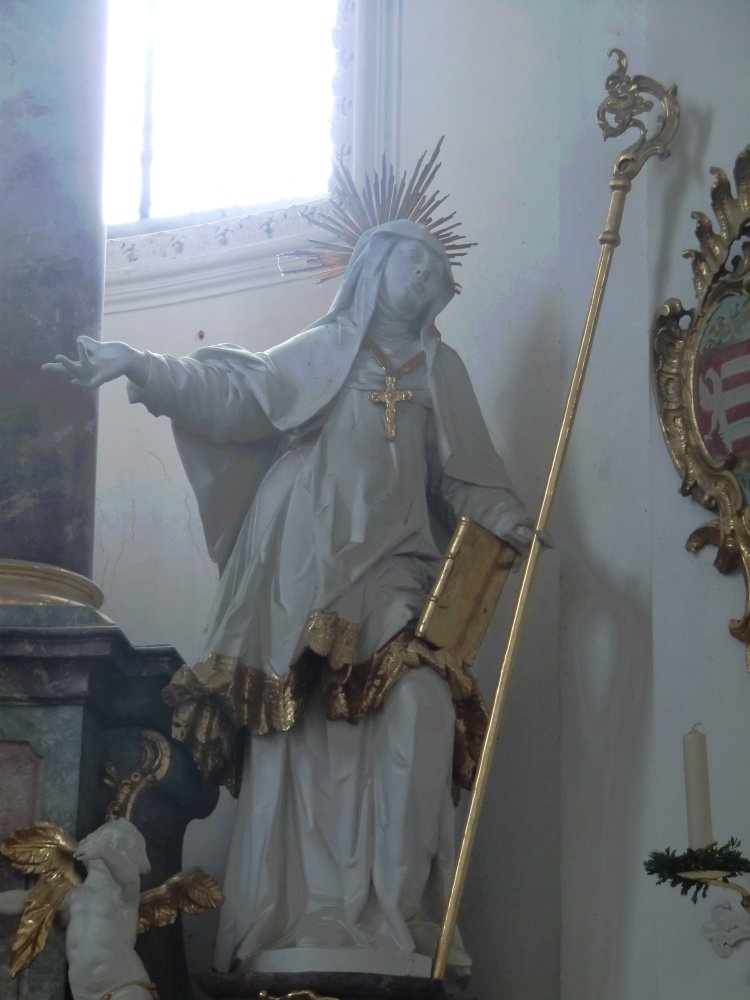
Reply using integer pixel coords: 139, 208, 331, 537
362, 336, 425, 376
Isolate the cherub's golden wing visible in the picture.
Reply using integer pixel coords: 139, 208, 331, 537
137, 867, 223, 934
0, 822, 81, 978
0, 821, 80, 885
10, 880, 72, 977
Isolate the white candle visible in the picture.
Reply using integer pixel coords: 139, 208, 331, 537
683, 724, 714, 850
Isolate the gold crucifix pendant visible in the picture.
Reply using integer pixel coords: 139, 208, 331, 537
368, 374, 414, 441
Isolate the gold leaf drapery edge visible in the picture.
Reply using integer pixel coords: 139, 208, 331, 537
162, 612, 488, 801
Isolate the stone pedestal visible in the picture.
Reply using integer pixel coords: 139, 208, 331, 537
196, 970, 450, 1000
0, 618, 218, 1000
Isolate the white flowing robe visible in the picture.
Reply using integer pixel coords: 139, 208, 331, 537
129, 324, 529, 974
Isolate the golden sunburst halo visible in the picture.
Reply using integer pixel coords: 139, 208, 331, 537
277, 137, 476, 287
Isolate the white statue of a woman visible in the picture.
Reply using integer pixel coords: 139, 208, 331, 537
46, 218, 538, 978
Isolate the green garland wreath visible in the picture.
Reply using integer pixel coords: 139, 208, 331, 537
644, 838, 750, 903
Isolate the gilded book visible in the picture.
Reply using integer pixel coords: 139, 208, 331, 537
416, 516, 516, 665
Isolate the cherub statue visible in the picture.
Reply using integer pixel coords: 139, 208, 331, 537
0, 818, 223, 999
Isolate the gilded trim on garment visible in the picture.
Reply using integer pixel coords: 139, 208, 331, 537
162, 614, 488, 800
299, 611, 357, 668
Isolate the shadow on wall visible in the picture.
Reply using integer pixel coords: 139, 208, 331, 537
493, 230, 655, 995
462, 289, 562, 1000
485, 289, 562, 509
556, 432, 653, 998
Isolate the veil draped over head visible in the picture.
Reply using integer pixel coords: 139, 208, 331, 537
311, 218, 456, 335
254, 219, 457, 431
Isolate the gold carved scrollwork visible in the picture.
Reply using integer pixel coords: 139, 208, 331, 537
103, 730, 172, 821
652, 145, 750, 664
597, 48, 680, 182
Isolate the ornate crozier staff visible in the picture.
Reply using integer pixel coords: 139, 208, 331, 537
431, 49, 680, 979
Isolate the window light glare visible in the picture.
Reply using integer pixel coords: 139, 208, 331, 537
104, 0, 338, 226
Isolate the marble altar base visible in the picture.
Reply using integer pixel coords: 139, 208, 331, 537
249, 947, 433, 977
0, 610, 218, 1000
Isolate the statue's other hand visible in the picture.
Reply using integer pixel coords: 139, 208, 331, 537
504, 524, 555, 556
42, 336, 142, 389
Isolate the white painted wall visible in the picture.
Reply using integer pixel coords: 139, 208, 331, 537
96, 1, 750, 997
557, 2, 750, 999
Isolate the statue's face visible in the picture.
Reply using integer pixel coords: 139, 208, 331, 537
381, 238, 445, 321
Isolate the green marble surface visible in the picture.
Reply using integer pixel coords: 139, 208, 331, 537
0, 619, 216, 999
0, 705, 83, 1000
0, 604, 110, 627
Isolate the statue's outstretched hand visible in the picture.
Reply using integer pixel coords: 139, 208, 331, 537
42, 335, 147, 389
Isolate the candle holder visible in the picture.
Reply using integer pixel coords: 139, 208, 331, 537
645, 840, 750, 966
645, 839, 750, 906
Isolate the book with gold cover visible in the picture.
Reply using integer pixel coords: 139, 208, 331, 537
415, 516, 516, 665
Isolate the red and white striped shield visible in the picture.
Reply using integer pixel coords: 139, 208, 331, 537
695, 294, 750, 461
